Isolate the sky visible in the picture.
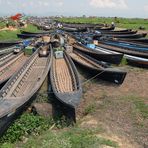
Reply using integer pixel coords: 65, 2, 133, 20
0, 0, 148, 18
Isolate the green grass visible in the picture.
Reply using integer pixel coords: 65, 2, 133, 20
22, 24, 39, 33
0, 22, 6, 28
0, 113, 54, 144
84, 104, 97, 115
0, 24, 39, 41
122, 95, 148, 119
120, 58, 128, 66
57, 17, 148, 30
1, 127, 118, 148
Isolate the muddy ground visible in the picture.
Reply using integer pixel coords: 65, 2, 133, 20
76, 66, 148, 148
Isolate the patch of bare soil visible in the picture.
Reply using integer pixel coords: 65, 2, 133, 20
77, 66, 148, 148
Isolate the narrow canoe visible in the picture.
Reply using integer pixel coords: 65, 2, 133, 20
0, 44, 52, 135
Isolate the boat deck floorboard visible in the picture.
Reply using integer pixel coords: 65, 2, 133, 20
53, 58, 74, 93
0, 54, 28, 83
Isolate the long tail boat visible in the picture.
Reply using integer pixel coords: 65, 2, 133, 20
97, 41, 148, 58
66, 47, 127, 84
72, 42, 123, 64
50, 47, 82, 109
0, 40, 21, 49
0, 44, 52, 135
0, 51, 28, 85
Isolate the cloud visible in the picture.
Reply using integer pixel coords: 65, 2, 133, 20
144, 5, 148, 12
57, 1, 63, 6
90, 0, 128, 9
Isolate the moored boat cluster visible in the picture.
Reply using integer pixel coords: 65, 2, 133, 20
0, 19, 148, 135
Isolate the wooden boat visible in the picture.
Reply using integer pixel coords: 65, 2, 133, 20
67, 48, 126, 84
100, 41, 148, 52
50, 49, 82, 109
20, 30, 51, 35
100, 30, 137, 35
94, 44, 148, 68
125, 54, 148, 68
105, 33, 147, 39
61, 27, 87, 32
121, 38, 148, 46
112, 29, 132, 32
0, 51, 28, 85
0, 45, 19, 55
17, 34, 42, 39
101, 29, 132, 33
0, 40, 21, 49
105, 38, 148, 48
95, 26, 115, 31
57, 22, 104, 28
97, 42, 148, 58
72, 43, 123, 64
0, 44, 52, 135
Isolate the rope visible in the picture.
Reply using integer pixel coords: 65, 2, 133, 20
82, 70, 106, 86
37, 70, 107, 95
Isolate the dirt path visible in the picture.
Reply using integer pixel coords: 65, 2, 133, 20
77, 66, 148, 148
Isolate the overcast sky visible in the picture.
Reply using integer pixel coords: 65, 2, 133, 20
0, 0, 148, 18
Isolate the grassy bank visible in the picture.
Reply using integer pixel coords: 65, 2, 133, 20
0, 24, 39, 41
0, 113, 118, 148
58, 17, 148, 30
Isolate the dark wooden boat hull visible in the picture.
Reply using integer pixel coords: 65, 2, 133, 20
20, 30, 51, 35
0, 41, 21, 49
106, 33, 147, 39
127, 59, 148, 68
121, 38, 148, 45
50, 51, 82, 109
69, 50, 126, 84
57, 22, 104, 28
0, 45, 52, 135
0, 92, 37, 136
0, 46, 16, 55
73, 43, 123, 64
105, 39, 148, 48
125, 55, 148, 68
17, 34, 41, 39
101, 30, 137, 35
95, 26, 115, 31
61, 27, 87, 32
97, 42, 148, 58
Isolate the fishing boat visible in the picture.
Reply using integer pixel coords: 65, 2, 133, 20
125, 54, 148, 68
61, 26, 87, 32
110, 29, 132, 32
94, 44, 148, 68
58, 22, 104, 28
0, 40, 21, 49
17, 33, 42, 39
50, 46, 82, 109
0, 45, 21, 55
0, 44, 52, 135
100, 40, 148, 52
95, 26, 115, 31
105, 33, 147, 39
66, 47, 126, 84
121, 38, 148, 46
99, 29, 132, 33
20, 30, 51, 35
100, 30, 137, 35
0, 51, 29, 85
72, 42, 123, 64
105, 38, 148, 48
97, 42, 148, 58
